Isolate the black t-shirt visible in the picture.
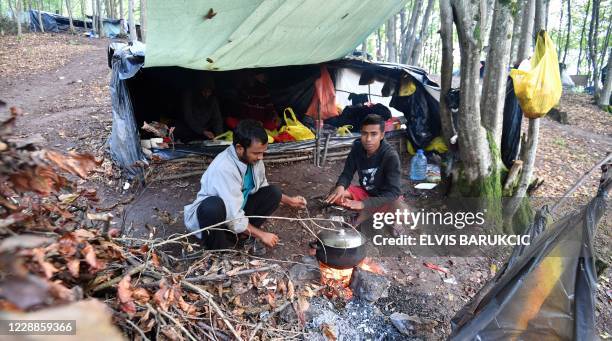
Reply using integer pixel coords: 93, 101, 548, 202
336, 139, 401, 208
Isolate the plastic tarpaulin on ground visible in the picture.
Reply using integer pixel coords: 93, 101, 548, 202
450, 191, 607, 340
144, 0, 407, 71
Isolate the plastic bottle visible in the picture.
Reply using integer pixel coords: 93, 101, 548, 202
410, 149, 427, 181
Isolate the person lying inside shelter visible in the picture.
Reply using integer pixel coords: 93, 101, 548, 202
325, 114, 402, 226
173, 76, 224, 142
183, 119, 307, 254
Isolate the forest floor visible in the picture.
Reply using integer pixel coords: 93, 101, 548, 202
1, 33, 611, 340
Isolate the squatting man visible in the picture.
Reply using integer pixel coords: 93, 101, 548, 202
183, 120, 307, 253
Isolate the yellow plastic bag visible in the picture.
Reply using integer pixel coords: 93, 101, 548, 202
406, 136, 448, 155
510, 31, 562, 118
399, 78, 416, 97
336, 125, 353, 136
265, 129, 277, 144
279, 107, 315, 141
214, 131, 233, 141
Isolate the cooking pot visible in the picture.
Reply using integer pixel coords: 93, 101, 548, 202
309, 228, 366, 269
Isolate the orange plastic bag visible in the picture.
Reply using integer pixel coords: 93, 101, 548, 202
306, 65, 338, 120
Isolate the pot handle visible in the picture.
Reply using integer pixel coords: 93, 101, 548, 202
308, 241, 321, 250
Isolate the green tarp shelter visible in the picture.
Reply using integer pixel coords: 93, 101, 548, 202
145, 0, 407, 71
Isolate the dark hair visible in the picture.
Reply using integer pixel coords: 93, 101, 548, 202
361, 114, 385, 132
233, 119, 268, 148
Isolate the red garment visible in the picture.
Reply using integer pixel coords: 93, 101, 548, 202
347, 185, 369, 201
306, 65, 338, 120
273, 131, 296, 143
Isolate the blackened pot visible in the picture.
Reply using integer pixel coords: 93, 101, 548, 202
309, 228, 366, 269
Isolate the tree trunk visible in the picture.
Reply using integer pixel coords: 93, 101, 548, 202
119, 0, 124, 34
127, 0, 136, 41
534, 0, 546, 39
91, 0, 96, 33
399, 7, 406, 53
401, 0, 423, 64
65, 0, 75, 33
361, 39, 368, 58
450, 0, 493, 185
561, 0, 571, 65
576, 0, 590, 74
587, 0, 600, 96
481, 0, 514, 147
507, 3, 546, 221
409, 0, 434, 65
599, 48, 612, 108
510, 0, 525, 65
385, 15, 397, 62
139, 0, 146, 42
37, 0, 44, 32
96, 0, 102, 37
15, 0, 22, 36
556, 0, 564, 57
516, 0, 535, 62
439, 0, 455, 144
376, 27, 382, 60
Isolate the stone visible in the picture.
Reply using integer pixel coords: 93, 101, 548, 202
389, 312, 417, 336
289, 261, 320, 283
349, 267, 390, 302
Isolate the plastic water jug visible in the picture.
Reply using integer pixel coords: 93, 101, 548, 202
410, 149, 427, 181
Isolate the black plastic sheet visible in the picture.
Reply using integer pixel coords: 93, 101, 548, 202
389, 85, 441, 149
501, 78, 523, 169
450, 194, 606, 340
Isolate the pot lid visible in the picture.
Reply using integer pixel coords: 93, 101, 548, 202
317, 228, 364, 248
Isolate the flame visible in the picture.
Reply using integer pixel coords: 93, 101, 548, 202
318, 258, 385, 300
357, 257, 386, 275
319, 262, 353, 299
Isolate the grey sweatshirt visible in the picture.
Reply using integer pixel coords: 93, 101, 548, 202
184, 145, 268, 238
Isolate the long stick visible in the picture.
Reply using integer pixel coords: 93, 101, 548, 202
550, 153, 612, 214
151, 215, 356, 249
185, 265, 279, 283
248, 300, 293, 341
136, 263, 244, 341
91, 263, 146, 292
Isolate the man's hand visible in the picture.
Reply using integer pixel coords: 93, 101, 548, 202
203, 130, 215, 139
325, 186, 346, 204
342, 199, 364, 211
259, 231, 279, 248
287, 195, 307, 209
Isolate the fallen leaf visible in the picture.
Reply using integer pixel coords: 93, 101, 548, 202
117, 275, 136, 316
45, 150, 100, 179
203, 8, 217, 19
81, 242, 103, 271
132, 287, 151, 305
266, 292, 276, 308
287, 280, 295, 300
32, 248, 58, 279
321, 323, 337, 341
67, 259, 80, 278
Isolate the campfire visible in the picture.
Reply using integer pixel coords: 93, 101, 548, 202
319, 257, 385, 299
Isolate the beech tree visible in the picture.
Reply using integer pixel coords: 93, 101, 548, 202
65, 0, 75, 33
439, 0, 515, 231
386, 15, 397, 62
599, 48, 612, 108
127, 0, 136, 41
140, 0, 146, 42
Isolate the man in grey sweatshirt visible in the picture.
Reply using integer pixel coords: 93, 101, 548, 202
184, 120, 307, 250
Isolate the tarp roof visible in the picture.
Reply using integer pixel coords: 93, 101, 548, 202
144, 0, 407, 71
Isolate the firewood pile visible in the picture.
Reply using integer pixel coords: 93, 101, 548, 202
0, 105, 317, 340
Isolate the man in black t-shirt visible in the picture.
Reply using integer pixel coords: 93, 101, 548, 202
325, 114, 402, 224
